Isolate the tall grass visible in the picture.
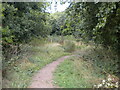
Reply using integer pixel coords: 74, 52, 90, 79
54, 42, 119, 88
2, 38, 70, 88
63, 40, 75, 52
77, 45, 119, 76
54, 56, 105, 88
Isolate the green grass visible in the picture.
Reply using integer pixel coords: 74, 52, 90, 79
3, 42, 70, 88
54, 56, 106, 88
76, 45, 119, 75
3, 37, 119, 88
53, 43, 119, 88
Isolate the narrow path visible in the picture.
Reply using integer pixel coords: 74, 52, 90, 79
28, 55, 73, 88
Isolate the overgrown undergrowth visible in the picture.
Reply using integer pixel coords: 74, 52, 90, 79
2, 36, 119, 88
54, 42, 119, 88
54, 57, 105, 88
2, 39, 70, 88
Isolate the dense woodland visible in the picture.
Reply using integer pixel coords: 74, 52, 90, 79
1, 2, 120, 88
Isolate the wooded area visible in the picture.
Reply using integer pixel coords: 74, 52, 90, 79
1, 2, 120, 88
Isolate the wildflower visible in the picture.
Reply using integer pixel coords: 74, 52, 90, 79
94, 85, 96, 87
98, 84, 102, 87
108, 78, 112, 81
105, 85, 108, 88
110, 83, 114, 86
102, 80, 105, 84
107, 83, 110, 86
115, 82, 118, 85
115, 85, 118, 88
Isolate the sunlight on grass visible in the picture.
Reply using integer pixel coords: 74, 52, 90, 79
54, 56, 106, 88
54, 42, 119, 88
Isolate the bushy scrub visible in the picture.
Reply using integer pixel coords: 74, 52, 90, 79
78, 45, 119, 76
63, 40, 75, 52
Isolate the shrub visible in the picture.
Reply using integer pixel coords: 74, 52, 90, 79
63, 40, 75, 52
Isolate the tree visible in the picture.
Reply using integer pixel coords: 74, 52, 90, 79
2, 2, 51, 74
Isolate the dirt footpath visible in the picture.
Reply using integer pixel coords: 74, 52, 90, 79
28, 55, 71, 88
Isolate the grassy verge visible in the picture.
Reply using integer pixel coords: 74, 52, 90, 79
54, 42, 119, 88
3, 41, 70, 88
54, 56, 106, 88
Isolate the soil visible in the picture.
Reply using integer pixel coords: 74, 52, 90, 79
28, 55, 72, 88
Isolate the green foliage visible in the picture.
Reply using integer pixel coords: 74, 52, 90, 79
2, 2, 120, 88
2, 2, 50, 44
2, 2, 52, 73
2, 27, 14, 43
76, 45, 119, 76
49, 12, 67, 35
62, 2, 120, 76
64, 2, 120, 52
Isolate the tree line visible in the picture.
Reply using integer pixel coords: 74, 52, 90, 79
1, 2, 120, 77
2, 2, 52, 60
48, 2, 120, 76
